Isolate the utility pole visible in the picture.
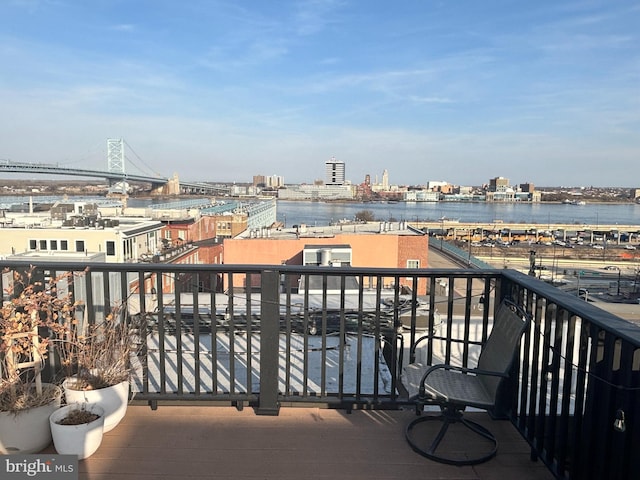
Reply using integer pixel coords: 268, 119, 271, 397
528, 250, 536, 277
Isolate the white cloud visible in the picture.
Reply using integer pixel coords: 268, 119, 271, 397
111, 24, 135, 32
293, 0, 346, 36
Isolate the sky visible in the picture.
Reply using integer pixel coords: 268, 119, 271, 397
1, 0, 639, 187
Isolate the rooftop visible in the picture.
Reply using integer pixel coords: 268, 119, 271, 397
239, 221, 422, 240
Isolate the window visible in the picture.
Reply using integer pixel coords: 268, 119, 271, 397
39, 240, 47, 250
106, 241, 116, 256
50, 240, 58, 251
29, 239, 37, 250
406, 260, 420, 281
60, 240, 68, 251
75, 240, 85, 253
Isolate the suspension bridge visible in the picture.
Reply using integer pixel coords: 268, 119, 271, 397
0, 138, 229, 196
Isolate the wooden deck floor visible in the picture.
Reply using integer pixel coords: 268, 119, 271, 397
46, 405, 556, 480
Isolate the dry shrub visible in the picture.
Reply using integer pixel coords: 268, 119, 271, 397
1, 269, 78, 412
53, 303, 142, 390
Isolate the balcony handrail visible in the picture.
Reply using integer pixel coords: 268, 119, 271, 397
502, 269, 640, 343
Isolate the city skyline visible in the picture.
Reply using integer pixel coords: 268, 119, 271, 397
1, 1, 638, 187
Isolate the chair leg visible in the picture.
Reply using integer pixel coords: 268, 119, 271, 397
405, 408, 498, 466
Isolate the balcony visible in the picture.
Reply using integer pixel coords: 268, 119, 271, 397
3, 261, 639, 479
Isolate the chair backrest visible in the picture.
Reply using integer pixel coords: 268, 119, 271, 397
477, 300, 530, 400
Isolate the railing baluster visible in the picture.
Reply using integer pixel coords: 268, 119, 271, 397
373, 275, 382, 399
545, 304, 563, 465
356, 274, 364, 400
462, 277, 473, 367
170, 271, 183, 395
320, 274, 328, 397
245, 276, 252, 395
85, 270, 94, 326
303, 273, 310, 397
338, 274, 345, 400
193, 274, 202, 396
284, 273, 292, 396
227, 272, 235, 395
210, 272, 218, 394
555, 311, 576, 475
148, 270, 166, 395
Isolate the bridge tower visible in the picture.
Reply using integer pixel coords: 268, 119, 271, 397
107, 138, 125, 174
107, 138, 129, 195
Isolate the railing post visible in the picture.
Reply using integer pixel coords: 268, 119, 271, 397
257, 269, 281, 415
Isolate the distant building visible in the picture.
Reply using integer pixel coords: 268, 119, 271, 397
325, 157, 345, 185
427, 181, 449, 191
381, 170, 389, 190
485, 177, 540, 202
489, 177, 510, 192
404, 190, 439, 202
630, 188, 640, 200
520, 183, 535, 193
50, 202, 99, 221
277, 184, 355, 201
229, 184, 257, 196
253, 174, 284, 188
200, 199, 276, 232
0, 213, 163, 263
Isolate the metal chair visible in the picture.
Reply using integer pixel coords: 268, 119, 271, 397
402, 299, 530, 466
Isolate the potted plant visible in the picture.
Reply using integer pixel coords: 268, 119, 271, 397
55, 302, 140, 433
0, 270, 77, 454
49, 402, 105, 459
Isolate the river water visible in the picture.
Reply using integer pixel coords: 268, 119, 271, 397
275, 200, 640, 228
2, 195, 639, 228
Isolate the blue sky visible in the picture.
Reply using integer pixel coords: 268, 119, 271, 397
1, 0, 638, 187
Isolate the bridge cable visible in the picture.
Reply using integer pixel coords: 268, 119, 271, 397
123, 140, 164, 178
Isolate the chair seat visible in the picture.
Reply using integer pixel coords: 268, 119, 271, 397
403, 363, 494, 409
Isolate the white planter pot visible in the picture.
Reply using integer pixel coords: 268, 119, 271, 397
63, 378, 129, 433
0, 384, 62, 454
50, 403, 105, 460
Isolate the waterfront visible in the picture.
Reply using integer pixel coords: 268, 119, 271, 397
275, 200, 640, 228
2, 195, 640, 228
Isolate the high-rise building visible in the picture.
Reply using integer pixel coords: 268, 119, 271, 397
253, 175, 267, 187
253, 175, 284, 188
489, 177, 509, 192
520, 183, 535, 193
381, 170, 389, 190
325, 157, 345, 185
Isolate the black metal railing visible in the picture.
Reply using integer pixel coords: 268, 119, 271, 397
1, 260, 638, 479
